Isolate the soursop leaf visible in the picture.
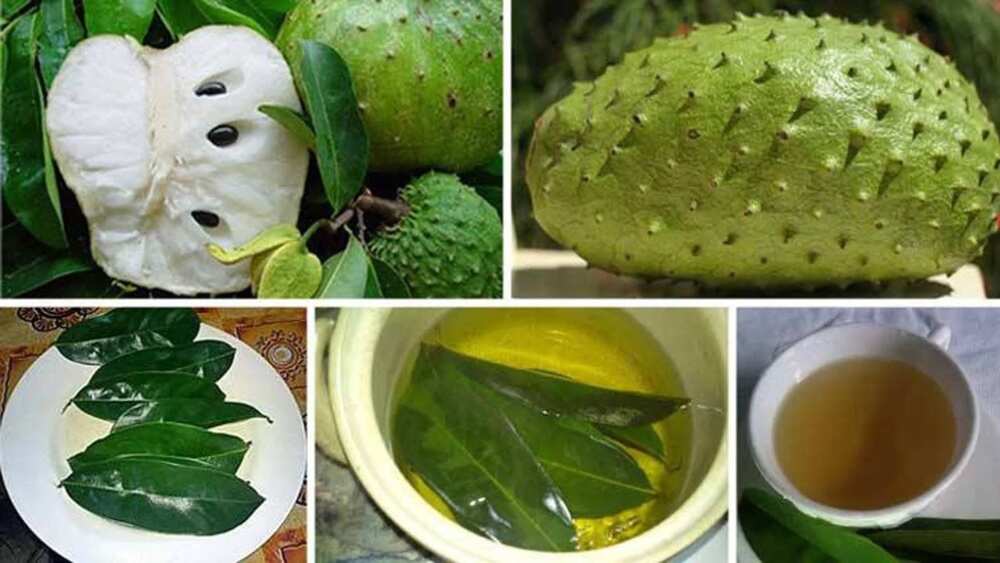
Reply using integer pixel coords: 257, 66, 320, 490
315, 233, 374, 298
191, 0, 271, 39
1, 222, 93, 297
862, 518, 1000, 560
155, 0, 210, 38
254, 240, 323, 298
2, 11, 67, 249
55, 308, 200, 365
425, 345, 689, 427
91, 340, 236, 383
82, 0, 156, 40
370, 257, 412, 298
67, 421, 249, 473
61, 457, 264, 535
597, 423, 667, 463
69, 371, 225, 421
298, 40, 368, 213
111, 400, 271, 432
259, 104, 316, 149
207, 224, 301, 265
394, 345, 577, 552
37, 0, 85, 89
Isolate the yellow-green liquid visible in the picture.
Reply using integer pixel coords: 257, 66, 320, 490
393, 308, 693, 550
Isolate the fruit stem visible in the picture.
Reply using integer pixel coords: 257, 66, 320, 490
302, 208, 356, 244
354, 194, 409, 225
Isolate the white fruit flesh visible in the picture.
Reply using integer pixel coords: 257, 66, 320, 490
46, 25, 308, 295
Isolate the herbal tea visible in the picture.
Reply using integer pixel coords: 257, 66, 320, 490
775, 358, 956, 510
391, 309, 693, 551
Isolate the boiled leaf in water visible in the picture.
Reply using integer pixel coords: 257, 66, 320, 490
597, 424, 668, 463
740, 488, 896, 563
91, 340, 236, 383
428, 345, 689, 426
68, 421, 249, 473
394, 346, 577, 552
62, 457, 264, 535
70, 371, 224, 421
112, 400, 271, 432
55, 308, 200, 364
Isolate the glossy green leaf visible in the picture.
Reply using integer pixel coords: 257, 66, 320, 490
62, 457, 264, 535
37, 0, 84, 89
394, 346, 577, 552
82, 0, 156, 40
2, 0, 33, 21
70, 371, 225, 421
1, 223, 93, 297
299, 40, 368, 212
259, 104, 316, 149
29, 269, 129, 298
55, 308, 200, 365
492, 391, 657, 518
68, 422, 249, 473
316, 234, 372, 298
255, 241, 323, 298
740, 488, 896, 563
598, 424, 667, 463
92, 341, 236, 383
209, 0, 283, 38
427, 345, 690, 427
155, 0, 210, 37
112, 400, 271, 432
370, 257, 411, 298
864, 519, 1000, 560
191, 0, 269, 39
2, 11, 67, 249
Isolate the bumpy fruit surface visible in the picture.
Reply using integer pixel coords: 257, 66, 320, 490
527, 14, 1000, 287
276, 0, 501, 173
47, 26, 308, 295
370, 172, 501, 298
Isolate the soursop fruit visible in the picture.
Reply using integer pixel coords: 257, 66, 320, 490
526, 14, 1000, 287
370, 172, 501, 298
46, 25, 308, 295
276, 0, 501, 173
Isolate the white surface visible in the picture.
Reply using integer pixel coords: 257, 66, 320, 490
329, 308, 729, 563
748, 323, 978, 528
737, 309, 1000, 561
0, 324, 306, 563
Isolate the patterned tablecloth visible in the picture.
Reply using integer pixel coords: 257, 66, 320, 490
0, 307, 308, 563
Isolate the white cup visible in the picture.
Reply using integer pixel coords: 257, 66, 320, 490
748, 323, 980, 528
326, 307, 728, 563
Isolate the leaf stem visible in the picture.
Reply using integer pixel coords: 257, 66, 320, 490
301, 207, 357, 245
354, 193, 409, 225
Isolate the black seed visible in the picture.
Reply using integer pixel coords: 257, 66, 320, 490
192, 210, 220, 228
208, 125, 238, 147
195, 81, 226, 96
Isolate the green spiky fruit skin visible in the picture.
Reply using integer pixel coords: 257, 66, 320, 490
526, 14, 1000, 288
276, 0, 502, 173
371, 172, 502, 298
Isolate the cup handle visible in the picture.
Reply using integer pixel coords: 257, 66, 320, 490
928, 325, 952, 351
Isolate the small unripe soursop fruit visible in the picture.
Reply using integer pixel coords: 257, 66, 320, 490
526, 14, 1000, 287
276, 0, 501, 173
370, 172, 501, 298
47, 26, 308, 295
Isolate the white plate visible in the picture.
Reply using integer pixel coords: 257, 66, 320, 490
0, 324, 306, 563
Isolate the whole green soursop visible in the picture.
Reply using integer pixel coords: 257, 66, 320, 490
526, 13, 1000, 287
276, 0, 501, 173
370, 172, 501, 298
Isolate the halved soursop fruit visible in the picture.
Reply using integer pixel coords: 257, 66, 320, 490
527, 14, 1000, 288
276, 0, 501, 173
370, 172, 501, 298
46, 25, 308, 295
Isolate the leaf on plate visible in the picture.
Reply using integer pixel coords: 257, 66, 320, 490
37, 0, 84, 89
597, 424, 667, 463
70, 371, 225, 421
394, 346, 577, 552
82, 0, 157, 40
1, 223, 93, 297
740, 488, 897, 563
68, 421, 249, 473
2, 11, 67, 249
91, 340, 236, 383
259, 104, 316, 148
112, 400, 271, 432
62, 457, 264, 535
426, 345, 689, 427
55, 308, 200, 365
298, 40, 368, 212
315, 233, 372, 298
